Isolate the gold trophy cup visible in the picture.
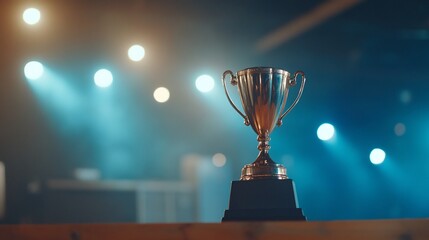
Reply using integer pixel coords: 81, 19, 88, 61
222, 67, 306, 221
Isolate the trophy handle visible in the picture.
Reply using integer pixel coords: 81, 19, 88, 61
222, 70, 250, 126
277, 70, 306, 126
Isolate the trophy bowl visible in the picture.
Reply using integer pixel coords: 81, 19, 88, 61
222, 67, 306, 180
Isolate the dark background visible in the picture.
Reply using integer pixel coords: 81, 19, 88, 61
0, 0, 428, 223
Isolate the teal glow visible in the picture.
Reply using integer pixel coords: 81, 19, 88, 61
24, 61, 44, 80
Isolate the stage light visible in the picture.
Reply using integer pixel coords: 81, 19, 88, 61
153, 87, 170, 103
195, 75, 215, 93
128, 44, 145, 62
212, 153, 227, 167
24, 61, 44, 80
23, 8, 41, 25
317, 123, 335, 141
370, 148, 385, 165
94, 69, 113, 88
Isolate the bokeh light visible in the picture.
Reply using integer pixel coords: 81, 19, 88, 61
399, 90, 412, 104
128, 44, 145, 62
317, 123, 335, 141
195, 75, 215, 93
153, 87, 170, 103
23, 8, 41, 25
24, 61, 44, 80
394, 122, 406, 136
94, 69, 113, 88
370, 148, 386, 165
212, 153, 227, 167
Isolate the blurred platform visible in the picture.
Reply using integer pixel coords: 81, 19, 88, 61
21, 157, 232, 224
29, 179, 196, 223
0, 219, 428, 240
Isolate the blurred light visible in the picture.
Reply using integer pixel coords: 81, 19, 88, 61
153, 87, 170, 103
317, 123, 335, 141
212, 153, 226, 167
94, 69, 113, 88
27, 181, 40, 194
23, 8, 41, 25
401, 29, 429, 40
399, 90, 412, 104
370, 148, 386, 165
128, 44, 145, 62
195, 75, 215, 93
74, 168, 101, 181
24, 61, 44, 80
394, 123, 406, 136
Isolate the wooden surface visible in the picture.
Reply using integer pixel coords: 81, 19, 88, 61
0, 219, 428, 240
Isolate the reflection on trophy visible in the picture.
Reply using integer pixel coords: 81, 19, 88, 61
221, 67, 306, 221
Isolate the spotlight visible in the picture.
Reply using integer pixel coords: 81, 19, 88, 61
24, 61, 44, 80
212, 153, 227, 167
94, 69, 113, 88
195, 75, 214, 93
23, 8, 41, 25
370, 148, 385, 165
128, 44, 145, 62
317, 123, 335, 141
153, 87, 170, 103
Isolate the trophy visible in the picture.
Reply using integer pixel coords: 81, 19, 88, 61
221, 67, 306, 221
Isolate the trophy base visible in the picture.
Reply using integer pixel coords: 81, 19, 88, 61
241, 163, 287, 180
222, 179, 306, 221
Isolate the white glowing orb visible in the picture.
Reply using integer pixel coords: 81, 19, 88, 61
128, 44, 145, 62
24, 61, 44, 80
317, 123, 335, 141
370, 148, 386, 165
23, 8, 41, 25
195, 75, 215, 93
94, 69, 113, 88
154, 87, 170, 103
212, 153, 227, 167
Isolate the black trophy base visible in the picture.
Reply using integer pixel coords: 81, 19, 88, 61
222, 179, 306, 221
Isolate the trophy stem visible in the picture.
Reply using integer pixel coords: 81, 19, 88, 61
255, 133, 275, 166
240, 133, 287, 180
